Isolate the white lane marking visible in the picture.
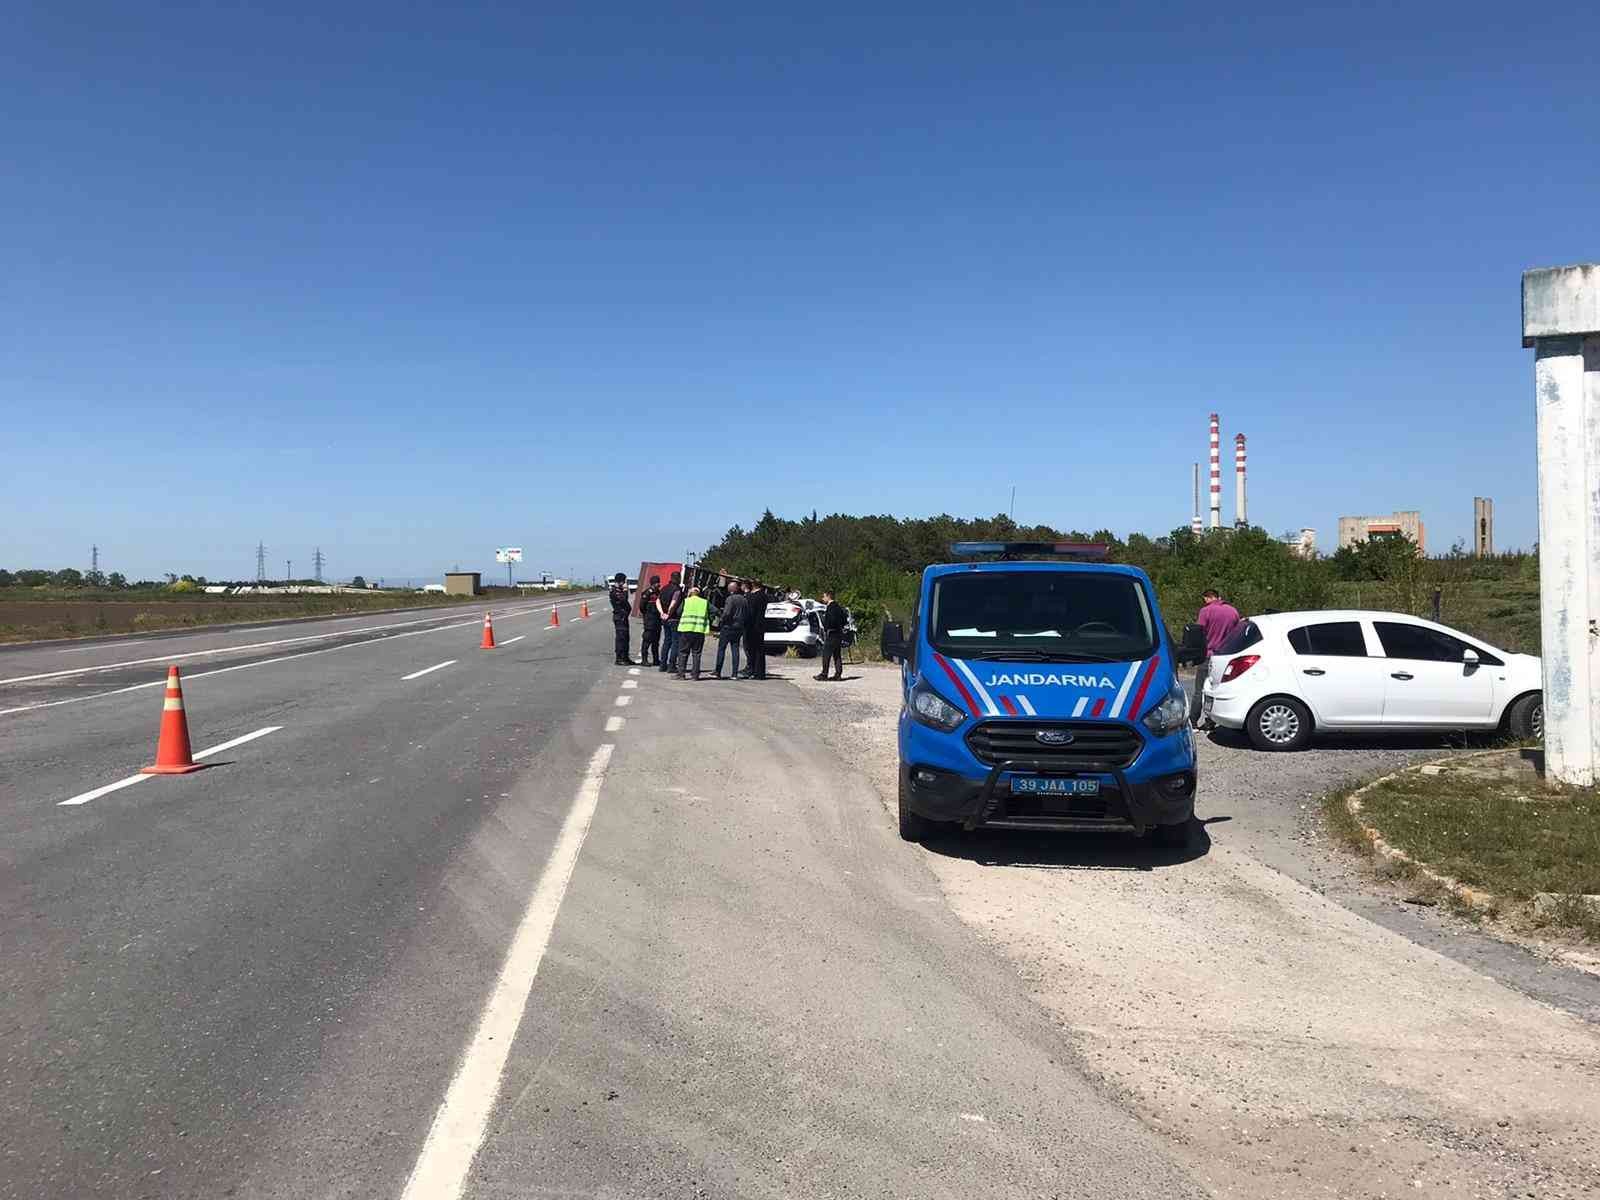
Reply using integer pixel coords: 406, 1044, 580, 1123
499, 635, 526, 646
614, 695, 631, 707
1071, 696, 1088, 718
0, 596, 606, 718
604, 716, 624, 732
402, 660, 458, 681
627, 667, 640, 675
401, 743, 614, 1200
57, 725, 281, 806
57, 773, 146, 807
1109, 660, 1141, 719
1, 597, 597, 686
53, 610, 380, 653
192, 725, 281, 759
621, 679, 637, 689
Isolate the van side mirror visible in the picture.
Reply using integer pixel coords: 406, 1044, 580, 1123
880, 621, 909, 663
1177, 623, 1207, 666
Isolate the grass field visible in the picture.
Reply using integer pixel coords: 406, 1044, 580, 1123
1326, 754, 1600, 942
0, 590, 477, 643
1327, 570, 1541, 655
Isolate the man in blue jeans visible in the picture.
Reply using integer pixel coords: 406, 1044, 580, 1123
713, 581, 747, 679
657, 571, 683, 673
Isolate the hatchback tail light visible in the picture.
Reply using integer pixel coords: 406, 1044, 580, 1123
1220, 654, 1260, 683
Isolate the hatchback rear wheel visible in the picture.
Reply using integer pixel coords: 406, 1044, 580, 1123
1246, 696, 1312, 752
1505, 692, 1543, 741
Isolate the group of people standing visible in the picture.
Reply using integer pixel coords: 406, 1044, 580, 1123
607, 571, 850, 683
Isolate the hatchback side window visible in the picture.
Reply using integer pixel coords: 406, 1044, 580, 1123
1374, 621, 1502, 665
1286, 621, 1368, 656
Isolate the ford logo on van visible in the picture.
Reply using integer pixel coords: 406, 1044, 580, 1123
1034, 729, 1075, 746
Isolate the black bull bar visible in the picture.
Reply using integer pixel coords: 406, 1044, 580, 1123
967, 757, 1138, 832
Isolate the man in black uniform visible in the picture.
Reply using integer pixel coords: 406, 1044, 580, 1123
815, 590, 848, 681
638, 575, 662, 666
609, 573, 634, 665
741, 580, 767, 679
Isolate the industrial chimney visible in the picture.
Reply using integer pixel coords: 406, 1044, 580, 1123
1208, 413, 1221, 529
1191, 463, 1203, 535
1234, 433, 1248, 528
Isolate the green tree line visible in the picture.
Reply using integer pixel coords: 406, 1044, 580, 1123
699, 511, 1540, 652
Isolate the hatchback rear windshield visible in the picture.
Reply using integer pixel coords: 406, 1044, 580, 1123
929, 571, 1157, 663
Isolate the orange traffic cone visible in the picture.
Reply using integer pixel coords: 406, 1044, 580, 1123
580, 600, 590, 619
548, 606, 561, 628
142, 666, 203, 774
480, 612, 497, 649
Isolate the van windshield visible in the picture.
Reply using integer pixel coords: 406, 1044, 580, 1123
929, 571, 1157, 662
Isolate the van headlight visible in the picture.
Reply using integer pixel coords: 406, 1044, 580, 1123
911, 679, 967, 732
1141, 681, 1189, 737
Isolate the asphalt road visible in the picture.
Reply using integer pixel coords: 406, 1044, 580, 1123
0, 605, 1204, 1198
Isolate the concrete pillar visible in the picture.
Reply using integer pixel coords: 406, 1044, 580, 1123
1522, 264, 1600, 785
1474, 497, 1494, 556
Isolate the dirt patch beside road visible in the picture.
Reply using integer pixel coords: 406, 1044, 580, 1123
796, 665, 1600, 1200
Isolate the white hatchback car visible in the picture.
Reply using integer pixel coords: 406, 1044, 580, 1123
1200, 610, 1543, 751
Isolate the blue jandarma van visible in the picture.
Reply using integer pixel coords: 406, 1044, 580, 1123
880, 543, 1196, 845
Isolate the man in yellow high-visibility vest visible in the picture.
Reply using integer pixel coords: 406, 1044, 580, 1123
673, 587, 712, 680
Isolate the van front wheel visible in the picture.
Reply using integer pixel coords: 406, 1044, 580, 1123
898, 774, 932, 842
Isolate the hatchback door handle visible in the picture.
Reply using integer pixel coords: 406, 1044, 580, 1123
1302, 669, 1326, 676
1391, 672, 1414, 681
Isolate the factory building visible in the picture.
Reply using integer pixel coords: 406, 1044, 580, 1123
1337, 511, 1425, 554
1281, 528, 1317, 559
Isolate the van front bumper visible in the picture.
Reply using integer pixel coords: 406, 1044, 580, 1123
899, 715, 1196, 833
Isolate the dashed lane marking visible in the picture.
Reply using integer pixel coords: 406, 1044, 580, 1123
402, 660, 457, 681
614, 695, 632, 707
57, 726, 283, 807
0, 597, 604, 718
2, 597, 595, 687
604, 716, 624, 732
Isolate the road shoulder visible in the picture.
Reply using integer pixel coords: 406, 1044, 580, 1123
795, 664, 1600, 1200
463, 663, 1206, 1198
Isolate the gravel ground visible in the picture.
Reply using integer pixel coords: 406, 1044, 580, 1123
793, 662, 1600, 1200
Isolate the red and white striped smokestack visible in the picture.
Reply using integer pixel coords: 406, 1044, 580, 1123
1234, 433, 1248, 529
1208, 413, 1221, 529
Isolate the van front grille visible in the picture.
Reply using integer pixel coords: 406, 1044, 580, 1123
965, 721, 1141, 769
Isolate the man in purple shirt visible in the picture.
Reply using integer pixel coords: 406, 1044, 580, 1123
1191, 588, 1241, 728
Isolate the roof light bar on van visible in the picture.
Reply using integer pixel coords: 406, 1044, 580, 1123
949, 541, 1110, 560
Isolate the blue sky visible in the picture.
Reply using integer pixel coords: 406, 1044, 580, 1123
4, 2, 1594, 582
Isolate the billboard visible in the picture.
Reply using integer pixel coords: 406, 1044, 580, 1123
494, 547, 524, 564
